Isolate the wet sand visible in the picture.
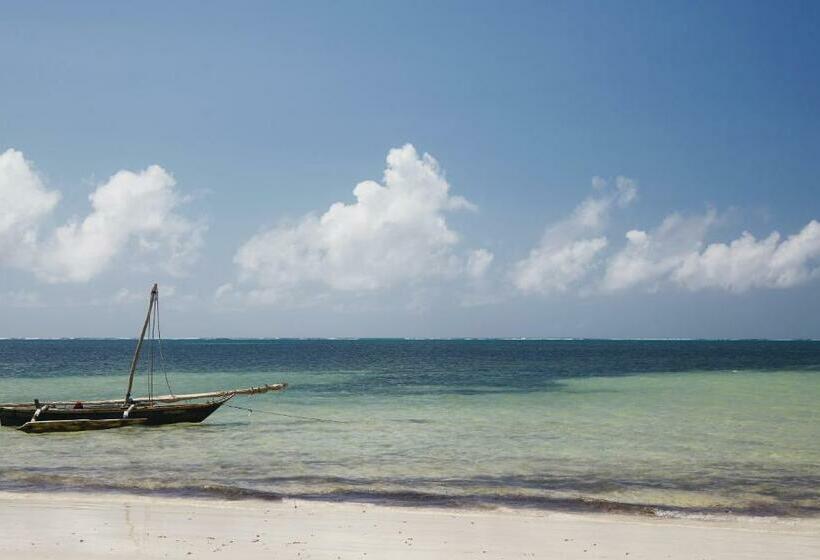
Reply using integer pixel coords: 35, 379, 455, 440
0, 491, 818, 559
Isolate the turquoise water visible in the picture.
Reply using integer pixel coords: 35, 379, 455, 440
1, 339, 819, 516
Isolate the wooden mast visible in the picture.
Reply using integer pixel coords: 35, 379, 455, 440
125, 283, 158, 403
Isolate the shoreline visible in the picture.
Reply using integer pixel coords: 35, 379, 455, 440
2, 484, 817, 519
1, 491, 818, 559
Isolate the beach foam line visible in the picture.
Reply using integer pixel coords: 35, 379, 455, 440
2, 473, 819, 519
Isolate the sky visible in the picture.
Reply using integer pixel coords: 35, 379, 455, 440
1, 1, 819, 338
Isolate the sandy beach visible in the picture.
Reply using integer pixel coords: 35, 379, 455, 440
0, 492, 817, 559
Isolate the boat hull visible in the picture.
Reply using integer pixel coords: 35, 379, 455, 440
0, 400, 226, 427
18, 418, 148, 433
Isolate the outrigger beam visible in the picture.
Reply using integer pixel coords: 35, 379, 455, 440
131, 383, 288, 403
0, 383, 287, 408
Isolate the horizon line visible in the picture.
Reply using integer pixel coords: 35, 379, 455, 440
0, 337, 818, 342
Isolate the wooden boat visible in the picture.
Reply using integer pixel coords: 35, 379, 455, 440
18, 418, 148, 433
0, 284, 287, 431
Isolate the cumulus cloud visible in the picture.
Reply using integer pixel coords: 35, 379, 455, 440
673, 220, 820, 291
0, 149, 203, 283
511, 176, 636, 294
601, 210, 717, 292
466, 248, 494, 279
227, 144, 491, 304
602, 212, 820, 293
513, 237, 608, 294
0, 149, 60, 266
35, 166, 204, 282
515, 175, 820, 296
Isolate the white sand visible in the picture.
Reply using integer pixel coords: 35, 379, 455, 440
0, 492, 818, 559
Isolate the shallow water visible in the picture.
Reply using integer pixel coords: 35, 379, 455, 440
1, 339, 819, 516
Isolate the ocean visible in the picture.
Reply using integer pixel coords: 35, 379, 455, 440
1, 339, 818, 517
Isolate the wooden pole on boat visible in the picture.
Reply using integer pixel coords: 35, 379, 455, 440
134, 383, 288, 403
125, 283, 158, 403
0, 383, 288, 408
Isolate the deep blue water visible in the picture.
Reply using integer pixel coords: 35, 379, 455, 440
3, 337, 819, 383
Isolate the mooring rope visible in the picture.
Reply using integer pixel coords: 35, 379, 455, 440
225, 403, 348, 424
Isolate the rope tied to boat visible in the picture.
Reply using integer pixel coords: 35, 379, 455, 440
225, 404, 347, 424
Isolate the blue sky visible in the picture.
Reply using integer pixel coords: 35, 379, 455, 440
1, 1, 819, 338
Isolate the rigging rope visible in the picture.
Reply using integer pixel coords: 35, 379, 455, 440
154, 294, 175, 397
225, 404, 348, 424
148, 300, 156, 401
